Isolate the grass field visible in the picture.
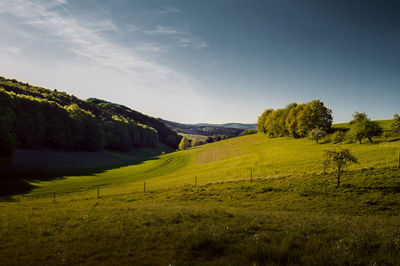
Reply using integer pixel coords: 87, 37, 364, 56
333, 119, 393, 130
1, 134, 400, 265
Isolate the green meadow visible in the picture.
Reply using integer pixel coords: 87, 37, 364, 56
332, 119, 393, 130
1, 134, 400, 265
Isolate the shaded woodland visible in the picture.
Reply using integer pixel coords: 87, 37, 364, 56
0, 77, 181, 159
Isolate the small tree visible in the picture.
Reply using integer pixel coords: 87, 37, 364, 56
179, 136, 190, 150
309, 127, 327, 143
331, 131, 346, 144
323, 149, 358, 187
348, 112, 383, 143
364, 120, 383, 143
391, 113, 400, 136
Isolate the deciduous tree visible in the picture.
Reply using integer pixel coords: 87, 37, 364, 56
323, 149, 358, 187
179, 136, 190, 150
309, 127, 327, 143
348, 112, 383, 143
296, 100, 332, 137
390, 113, 400, 136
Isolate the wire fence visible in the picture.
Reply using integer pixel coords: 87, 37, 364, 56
2, 153, 400, 206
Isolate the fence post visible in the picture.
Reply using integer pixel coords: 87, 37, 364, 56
195, 176, 197, 187
53, 192, 56, 203
97, 187, 100, 199
144, 182, 146, 193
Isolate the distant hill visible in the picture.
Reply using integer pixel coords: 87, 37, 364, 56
193, 122, 256, 130
158, 118, 253, 138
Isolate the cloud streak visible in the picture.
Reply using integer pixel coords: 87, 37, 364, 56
0, 0, 205, 91
157, 7, 182, 15
0, 0, 209, 121
144, 25, 208, 49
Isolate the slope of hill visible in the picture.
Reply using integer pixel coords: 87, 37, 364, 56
0, 76, 181, 152
158, 118, 248, 138
1, 134, 399, 264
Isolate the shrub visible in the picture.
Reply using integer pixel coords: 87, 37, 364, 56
332, 131, 346, 144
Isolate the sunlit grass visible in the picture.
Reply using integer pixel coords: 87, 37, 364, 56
1, 133, 400, 264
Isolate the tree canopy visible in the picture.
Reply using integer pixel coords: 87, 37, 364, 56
179, 137, 190, 150
348, 112, 383, 143
257, 100, 332, 138
390, 114, 400, 135
0, 76, 182, 158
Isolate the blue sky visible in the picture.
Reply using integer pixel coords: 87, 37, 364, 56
0, 0, 399, 123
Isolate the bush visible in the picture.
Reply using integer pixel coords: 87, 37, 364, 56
242, 129, 257, 135
309, 128, 327, 143
332, 131, 346, 144
179, 137, 190, 150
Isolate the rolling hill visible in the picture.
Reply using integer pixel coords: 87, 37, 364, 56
1, 133, 399, 265
158, 118, 254, 138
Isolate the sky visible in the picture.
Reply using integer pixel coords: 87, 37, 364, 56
0, 0, 399, 124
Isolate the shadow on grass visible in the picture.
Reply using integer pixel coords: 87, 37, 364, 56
0, 152, 163, 200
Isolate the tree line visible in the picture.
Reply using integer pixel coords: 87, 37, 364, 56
0, 76, 181, 152
0, 76, 183, 159
257, 99, 400, 144
0, 89, 161, 158
257, 100, 333, 138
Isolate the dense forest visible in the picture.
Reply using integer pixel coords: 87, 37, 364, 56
0, 76, 181, 158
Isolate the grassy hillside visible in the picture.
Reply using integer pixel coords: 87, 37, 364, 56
1, 134, 400, 264
333, 119, 393, 130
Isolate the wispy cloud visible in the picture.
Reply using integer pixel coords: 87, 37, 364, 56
144, 25, 208, 49
5, 46, 22, 54
0, 0, 209, 121
0, 0, 202, 85
144, 25, 184, 35
156, 6, 182, 15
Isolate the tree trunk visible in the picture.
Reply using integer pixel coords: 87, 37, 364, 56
359, 138, 362, 144
368, 137, 372, 143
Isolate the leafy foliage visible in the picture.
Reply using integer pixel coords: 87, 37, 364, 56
331, 130, 346, 144
391, 113, 400, 135
348, 112, 383, 143
0, 76, 181, 156
323, 149, 358, 187
179, 137, 191, 150
242, 129, 257, 135
0, 117, 16, 157
257, 109, 273, 133
296, 100, 332, 137
309, 127, 327, 143
258, 100, 332, 138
